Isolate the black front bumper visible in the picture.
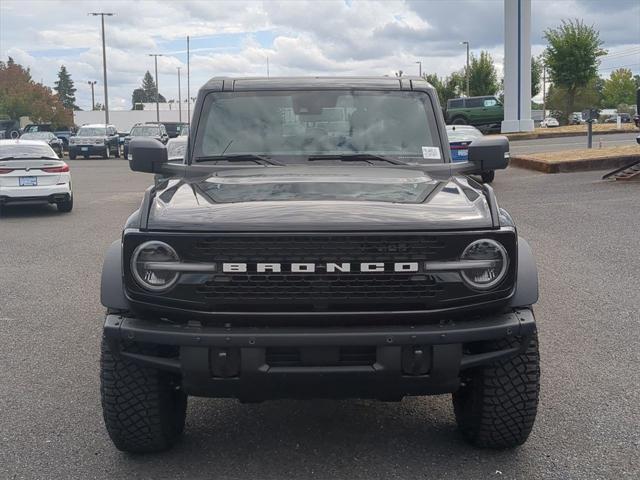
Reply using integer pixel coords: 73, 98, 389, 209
103, 308, 536, 401
70, 145, 107, 156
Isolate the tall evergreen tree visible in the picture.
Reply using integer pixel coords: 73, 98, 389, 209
142, 71, 156, 99
131, 71, 166, 108
54, 65, 78, 110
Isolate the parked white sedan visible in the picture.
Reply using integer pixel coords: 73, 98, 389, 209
0, 139, 73, 212
540, 117, 560, 128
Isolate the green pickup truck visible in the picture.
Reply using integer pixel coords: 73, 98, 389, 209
445, 96, 504, 127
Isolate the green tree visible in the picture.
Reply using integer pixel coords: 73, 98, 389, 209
54, 65, 78, 110
547, 78, 601, 122
543, 19, 606, 123
425, 72, 464, 107
132, 71, 166, 108
531, 57, 542, 98
633, 74, 640, 90
0, 57, 72, 127
601, 68, 636, 108
467, 51, 499, 96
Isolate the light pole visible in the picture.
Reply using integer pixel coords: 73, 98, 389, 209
148, 54, 163, 123
461, 41, 470, 97
177, 67, 182, 123
415, 61, 422, 77
89, 13, 113, 125
187, 36, 190, 126
541, 62, 546, 119
87, 80, 97, 110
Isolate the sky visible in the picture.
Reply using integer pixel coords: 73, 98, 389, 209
1, 0, 639, 111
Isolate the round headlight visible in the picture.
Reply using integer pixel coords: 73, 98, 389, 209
131, 241, 180, 291
460, 239, 508, 290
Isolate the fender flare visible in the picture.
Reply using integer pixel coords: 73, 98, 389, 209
100, 240, 129, 311
510, 236, 539, 307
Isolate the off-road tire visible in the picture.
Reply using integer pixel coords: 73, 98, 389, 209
114, 144, 121, 158
100, 337, 187, 453
69, 151, 76, 160
56, 195, 73, 213
452, 331, 540, 449
451, 116, 468, 125
481, 171, 495, 183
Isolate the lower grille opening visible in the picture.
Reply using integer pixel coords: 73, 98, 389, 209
265, 346, 377, 367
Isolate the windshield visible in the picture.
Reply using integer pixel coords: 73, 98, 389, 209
193, 90, 442, 163
130, 126, 160, 136
0, 143, 57, 159
77, 127, 107, 136
21, 132, 54, 140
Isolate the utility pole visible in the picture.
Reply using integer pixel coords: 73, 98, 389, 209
461, 41, 470, 96
187, 36, 190, 126
87, 80, 97, 110
541, 63, 546, 119
177, 67, 182, 123
415, 60, 422, 77
89, 12, 114, 125
148, 54, 163, 123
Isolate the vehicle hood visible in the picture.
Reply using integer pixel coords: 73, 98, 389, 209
146, 166, 493, 231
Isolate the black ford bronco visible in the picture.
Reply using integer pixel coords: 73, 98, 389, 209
100, 77, 540, 453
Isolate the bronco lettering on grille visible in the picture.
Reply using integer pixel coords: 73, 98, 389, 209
222, 262, 419, 273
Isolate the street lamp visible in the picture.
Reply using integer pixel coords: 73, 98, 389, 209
177, 67, 182, 123
148, 54, 164, 123
415, 60, 422, 77
87, 80, 97, 110
89, 13, 114, 125
461, 41, 470, 97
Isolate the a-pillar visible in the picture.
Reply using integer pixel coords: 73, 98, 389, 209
501, 0, 534, 133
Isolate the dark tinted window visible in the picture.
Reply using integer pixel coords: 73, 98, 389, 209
448, 99, 464, 108
466, 98, 485, 108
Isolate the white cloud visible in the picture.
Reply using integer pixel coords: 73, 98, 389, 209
1, 0, 638, 112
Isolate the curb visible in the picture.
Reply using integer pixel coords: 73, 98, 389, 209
496, 128, 638, 142
510, 154, 640, 173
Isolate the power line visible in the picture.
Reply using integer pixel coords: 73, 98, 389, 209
598, 62, 640, 71
601, 47, 640, 59
601, 50, 640, 61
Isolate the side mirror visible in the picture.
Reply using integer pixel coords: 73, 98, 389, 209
468, 136, 510, 172
129, 137, 168, 173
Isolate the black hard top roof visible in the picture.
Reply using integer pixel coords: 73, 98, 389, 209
200, 76, 435, 93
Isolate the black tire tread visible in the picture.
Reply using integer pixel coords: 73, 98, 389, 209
453, 331, 540, 449
100, 337, 187, 453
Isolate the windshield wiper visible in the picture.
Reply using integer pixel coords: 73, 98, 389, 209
307, 153, 409, 166
194, 154, 284, 166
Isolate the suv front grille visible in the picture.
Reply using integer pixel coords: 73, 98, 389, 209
124, 232, 517, 314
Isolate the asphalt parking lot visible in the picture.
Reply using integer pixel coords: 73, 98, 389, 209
1, 159, 639, 479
